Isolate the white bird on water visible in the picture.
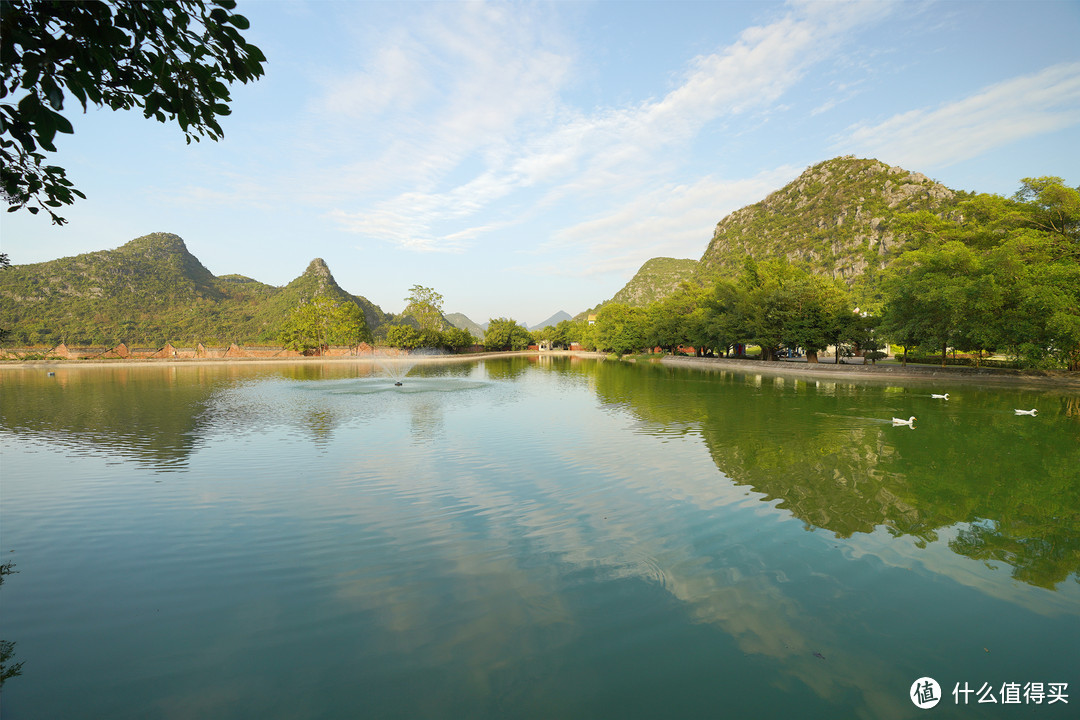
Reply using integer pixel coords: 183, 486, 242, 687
892, 416, 916, 426
931, 393, 949, 400
1015, 408, 1038, 416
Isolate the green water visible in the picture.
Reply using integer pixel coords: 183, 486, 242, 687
1, 357, 1078, 719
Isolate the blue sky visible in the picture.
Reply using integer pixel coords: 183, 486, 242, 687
4, 0, 1079, 326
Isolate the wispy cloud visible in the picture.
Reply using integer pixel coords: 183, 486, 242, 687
528, 166, 803, 280
840, 61, 1080, 168
324, 0, 895, 253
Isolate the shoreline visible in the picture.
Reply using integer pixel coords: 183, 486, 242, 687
659, 355, 1080, 389
1, 350, 1077, 389
0, 350, 550, 371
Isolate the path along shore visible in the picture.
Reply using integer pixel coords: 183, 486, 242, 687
2, 350, 1077, 389
659, 354, 1080, 389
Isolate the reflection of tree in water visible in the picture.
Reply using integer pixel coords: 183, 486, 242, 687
408, 397, 444, 443
0, 562, 24, 688
408, 361, 478, 379
302, 409, 337, 447
591, 361, 1080, 589
951, 520, 1080, 590
483, 356, 532, 381
0, 366, 223, 468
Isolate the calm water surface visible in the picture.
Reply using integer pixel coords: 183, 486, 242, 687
1, 357, 1078, 719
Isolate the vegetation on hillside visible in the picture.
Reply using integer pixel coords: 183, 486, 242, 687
0, 233, 389, 347
610, 257, 700, 307
602, 157, 962, 314
700, 157, 959, 291
1, 162, 1074, 369
560, 176, 1078, 370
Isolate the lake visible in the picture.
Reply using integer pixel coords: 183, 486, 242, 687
1, 356, 1078, 719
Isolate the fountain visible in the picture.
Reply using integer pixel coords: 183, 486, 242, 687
375, 354, 419, 387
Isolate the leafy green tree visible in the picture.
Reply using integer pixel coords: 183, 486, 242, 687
781, 271, 850, 362
593, 303, 649, 355
548, 319, 574, 348
441, 326, 476, 351
698, 279, 746, 356
384, 323, 423, 350
1012, 176, 1080, 242
279, 296, 368, 353
646, 282, 707, 354
483, 317, 531, 351
882, 178, 1080, 369
402, 285, 445, 333
2, 0, 266, 223
880, 242, 978, 366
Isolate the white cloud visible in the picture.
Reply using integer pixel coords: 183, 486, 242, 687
841, 61, 1080, 168
530, 166, 802, 280
324, 0, 895, 253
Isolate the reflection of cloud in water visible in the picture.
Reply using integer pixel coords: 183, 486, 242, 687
844, 524, 1080, 617
140, 362, 1077, 718
276, 409, 915, 717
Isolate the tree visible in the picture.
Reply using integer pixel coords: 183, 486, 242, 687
383, 323, 423, 350
279, 296, 369, 354
593, 303, 649, 355
483, 317, 531, 351
402, 285, 445, 333
698, 279, 746, 357
879, 242, 978, 366
1, 0, 266, 224
0, 252, 9, 342
1012, 177, 1080, 242
646, 282, 707, 354
441, 326, 476, 352
780, 271, 849, 363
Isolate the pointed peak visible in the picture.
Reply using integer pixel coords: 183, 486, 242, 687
304, 258, 331, 275
287, 257, 345, 295
119, 232, 191, 256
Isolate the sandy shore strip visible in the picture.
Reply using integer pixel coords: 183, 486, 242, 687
659, 355, 1080, 389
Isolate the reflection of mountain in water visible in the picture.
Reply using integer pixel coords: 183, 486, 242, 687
590, 360, 1080, 590
0, 366, 223, 469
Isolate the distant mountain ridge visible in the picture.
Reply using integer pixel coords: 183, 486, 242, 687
529, 311, 571, 331
0, 232, 392, 346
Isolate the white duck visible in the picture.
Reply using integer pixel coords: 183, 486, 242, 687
892, 416, 916, 426
931, 393, 949, 400
1014, 408, 1038, 416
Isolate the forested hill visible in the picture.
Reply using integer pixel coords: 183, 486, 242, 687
701, 157, 956, 282
0, 232, 391, 346
605, 156, 960, 308
610, 258, 701, 306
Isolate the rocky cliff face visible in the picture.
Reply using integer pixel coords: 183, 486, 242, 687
700, 156, 957, 283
